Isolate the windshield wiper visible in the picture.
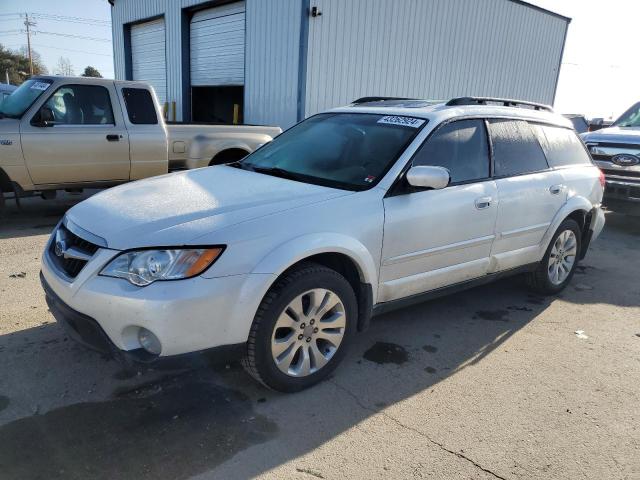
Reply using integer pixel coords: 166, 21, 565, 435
250, 166, 302, 181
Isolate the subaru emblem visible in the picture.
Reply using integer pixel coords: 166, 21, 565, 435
55, 240, 66, 257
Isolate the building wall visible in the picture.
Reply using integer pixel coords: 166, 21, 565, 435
111, 0, 302, 125
303, 0, 568, 117
111, 0, 568, 127
244, 0, 302, 128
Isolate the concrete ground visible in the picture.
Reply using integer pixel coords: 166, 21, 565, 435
0, 193, 638, 480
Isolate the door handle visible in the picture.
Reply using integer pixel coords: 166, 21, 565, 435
474, 196, 492, 210
549, 184, 563, 195
106, 134, 120, 142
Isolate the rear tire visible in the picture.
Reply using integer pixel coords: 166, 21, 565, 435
242, 263, 357, 392
526, 218, 582, 295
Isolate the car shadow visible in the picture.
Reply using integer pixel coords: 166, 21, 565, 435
0, 275, 556, 480
0, 191, 96, 240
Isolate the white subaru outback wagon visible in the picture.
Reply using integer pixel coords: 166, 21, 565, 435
41, 97, 605, 392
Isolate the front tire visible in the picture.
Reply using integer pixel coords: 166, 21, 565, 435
242, 263, 357, 392
527, 218, 582, 295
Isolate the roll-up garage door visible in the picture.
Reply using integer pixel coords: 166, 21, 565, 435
131, 18, 167, 107
190, 1, 245, 86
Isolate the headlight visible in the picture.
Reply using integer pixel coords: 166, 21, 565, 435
100, 247, 224, 286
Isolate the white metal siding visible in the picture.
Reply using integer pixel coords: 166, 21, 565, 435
110, 0, 568, 125
244, 0, 302, 128
304, 0, 568, 117
130, 18, 167, 106
190, 2, 246, 86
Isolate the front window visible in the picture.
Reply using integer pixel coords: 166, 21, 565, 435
42, 85, 115, 125
0, 79, 53, 119
239, 113, 426, 190
613, 102, 640, 127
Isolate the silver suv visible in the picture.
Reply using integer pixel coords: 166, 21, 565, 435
41, 96, 605, 392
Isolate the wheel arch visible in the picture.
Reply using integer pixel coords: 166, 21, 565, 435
209, 147, 250, 166
539, 196, 594, 259
251, 235, 379, 332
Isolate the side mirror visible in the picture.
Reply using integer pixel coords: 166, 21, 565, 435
405, 165, 450, 190
33, 107, 55, 127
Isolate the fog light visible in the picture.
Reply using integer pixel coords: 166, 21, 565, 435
138, 327, 162, 355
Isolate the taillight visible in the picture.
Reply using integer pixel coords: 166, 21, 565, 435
599, 169, 606, 188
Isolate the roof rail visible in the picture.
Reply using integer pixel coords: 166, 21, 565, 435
352, 96, 414, 104
446, 96, 553, 112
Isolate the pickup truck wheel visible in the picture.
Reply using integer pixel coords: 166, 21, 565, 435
242, 263, 357, 392
526, 218, 581, 295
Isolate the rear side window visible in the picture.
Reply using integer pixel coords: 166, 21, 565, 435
412, 119, 490, 183
532, 124, 592, 167
122, 88, 157, 124
488, 119, 548, 177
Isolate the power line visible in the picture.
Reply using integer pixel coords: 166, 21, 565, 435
30, 13, 111, 27
32, 30, 111, 43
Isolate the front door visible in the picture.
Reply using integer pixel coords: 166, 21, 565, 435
21, 83, 130, 185
379, 119, 498, 302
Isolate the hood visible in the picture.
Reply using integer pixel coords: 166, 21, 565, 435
66, 166, 351, 250
581, 126, 640, 144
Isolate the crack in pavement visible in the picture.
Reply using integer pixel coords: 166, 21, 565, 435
329, 380, 509, 480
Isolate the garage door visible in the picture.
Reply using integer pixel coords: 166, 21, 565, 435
190, 2, 245, 86
131, 18, 167, 107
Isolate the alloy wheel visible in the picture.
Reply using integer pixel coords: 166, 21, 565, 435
270, 288, 346, 377
547, 229, 578, 285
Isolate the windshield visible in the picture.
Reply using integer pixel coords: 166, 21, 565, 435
613, 102, 640, 128
240, 113, 426, 190
0, 79, 53, 119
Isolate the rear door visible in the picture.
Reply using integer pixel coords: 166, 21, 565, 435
488, 119, 566, 271
21, 82, 130, 185
380, 119, 498, 302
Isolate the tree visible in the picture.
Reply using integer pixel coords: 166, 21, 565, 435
55, 57, 74, 76
81, 66, 102, 78
0, 44, 47, 85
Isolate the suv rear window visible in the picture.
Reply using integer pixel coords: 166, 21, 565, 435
122, 88, 157, 124
532, 124, 592, 167
488, 119, 549, 177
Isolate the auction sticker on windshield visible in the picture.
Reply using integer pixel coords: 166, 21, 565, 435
30, 82, 51, 91
377, 116, 425, 128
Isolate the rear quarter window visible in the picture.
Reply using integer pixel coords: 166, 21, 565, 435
488, 119, 549, 177
532, 124, 592, 167
122, 88, 158, 125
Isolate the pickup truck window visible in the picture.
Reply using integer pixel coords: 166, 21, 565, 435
240, 113, 424, 191
122, 88, 158, 125
42, 85, 115, 125
488, 119, 549, 177
0, 78, 52, 119
412, 119, 490, 183
531, 124, 592, 168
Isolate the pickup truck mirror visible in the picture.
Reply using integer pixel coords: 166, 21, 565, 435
32, 107, 55, 127
405, 165, 450, 190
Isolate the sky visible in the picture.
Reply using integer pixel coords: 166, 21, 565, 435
0, 0, 637, 120
0, 0, 113, 78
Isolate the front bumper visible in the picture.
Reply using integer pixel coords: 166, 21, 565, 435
41, 239, 275, 358
604, 179, 640, 204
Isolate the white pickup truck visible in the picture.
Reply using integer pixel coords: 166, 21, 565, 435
0, 76, 281, 206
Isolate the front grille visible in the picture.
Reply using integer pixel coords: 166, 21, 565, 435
601, 168, 640, 179
49, 223, 99, 279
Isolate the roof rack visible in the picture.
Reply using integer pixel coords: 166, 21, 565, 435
445, 96, 553, 112
351, 96, 414, 104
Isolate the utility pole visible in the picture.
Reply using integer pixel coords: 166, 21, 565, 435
24, 13, 36, 76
